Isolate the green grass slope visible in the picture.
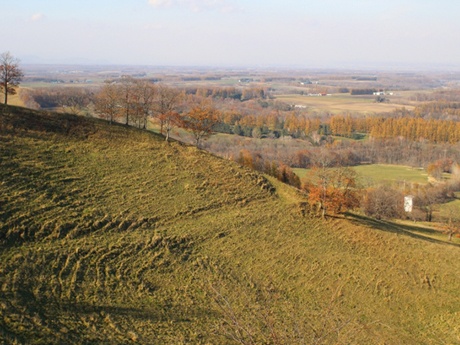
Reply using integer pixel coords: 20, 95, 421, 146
1, 105, 460, 344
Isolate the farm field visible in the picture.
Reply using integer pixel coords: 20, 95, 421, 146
275, 93, 416, 114
353, 164, 431, 185
294, 164, 431, 185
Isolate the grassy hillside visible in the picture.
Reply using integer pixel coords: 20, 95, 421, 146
1, 105, 460, 344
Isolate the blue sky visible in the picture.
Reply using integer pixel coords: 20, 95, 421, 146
2, 0, 460, 68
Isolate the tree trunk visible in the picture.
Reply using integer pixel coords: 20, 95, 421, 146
427, 210, 432, 222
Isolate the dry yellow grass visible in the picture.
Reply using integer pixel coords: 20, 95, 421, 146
2, 88, 25, 107
1, 105, 460, 344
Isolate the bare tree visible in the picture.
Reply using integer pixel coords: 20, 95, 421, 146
414, 184, 446, 222
94, 82, 121, 124
134, 79, 156, 129
119, 76, 136, 126
362, 185, 404, 220
57, 87, 93, 115
154, 85, 183, 141
442, 204, 459, 241
94, 78, 156, 128
0, 52, 24, 105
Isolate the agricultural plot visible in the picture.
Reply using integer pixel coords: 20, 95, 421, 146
275, 93, 415, 114
352, 164, 431, 185
294, 164, 431, 185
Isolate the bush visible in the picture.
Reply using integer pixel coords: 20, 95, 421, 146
362, 186, 404, 220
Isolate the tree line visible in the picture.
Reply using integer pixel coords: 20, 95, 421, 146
93, 76, 220, 146
23, 86, 460, 145
216, 112, 460, 145
22, 76, 221, 147
331, 114, 460, 144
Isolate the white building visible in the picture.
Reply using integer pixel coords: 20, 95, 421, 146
404, 195, 414, 213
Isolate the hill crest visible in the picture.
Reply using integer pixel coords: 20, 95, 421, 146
0, 105, 277, 245
1, 105, 460, 344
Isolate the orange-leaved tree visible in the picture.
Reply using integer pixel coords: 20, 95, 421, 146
180, 100, 220, 147
302, 166, 360, 218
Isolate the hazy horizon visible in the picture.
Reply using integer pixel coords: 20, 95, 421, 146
4, 0, 460, 70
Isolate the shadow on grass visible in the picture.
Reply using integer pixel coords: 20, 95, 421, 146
346, 213, 460, 248
0, 103, 169, 144
61, 302, 217, 323
3, 291, 216, 327
1, 292, 218, 344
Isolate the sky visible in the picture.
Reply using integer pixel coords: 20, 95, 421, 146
2, 0, 460, 69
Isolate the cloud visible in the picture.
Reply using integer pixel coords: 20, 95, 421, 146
148, 0, 237, 12
30, 13, 45, 22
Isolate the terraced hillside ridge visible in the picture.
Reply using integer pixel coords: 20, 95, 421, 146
1, 105, 460, 344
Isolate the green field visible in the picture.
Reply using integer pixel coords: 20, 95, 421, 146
294, 164, 431, 185
2, 106, 460, 344
353, 164, 431, 184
